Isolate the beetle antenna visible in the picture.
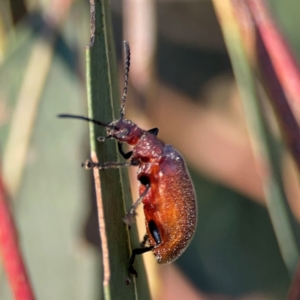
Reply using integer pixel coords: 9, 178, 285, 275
58, 114, 109, 127
120, 40, 130, 120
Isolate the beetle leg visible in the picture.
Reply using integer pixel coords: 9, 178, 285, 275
82, 160, 132, 169
128, 246, 154, 277
118, 142, 133, 159
83, 157, 139, 170
123, 185, 150, 225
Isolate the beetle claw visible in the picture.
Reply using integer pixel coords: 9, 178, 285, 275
82, 160, 93, 169
123, 212, 137, 225
128, 265, 138, 278
97, 136, 106, 142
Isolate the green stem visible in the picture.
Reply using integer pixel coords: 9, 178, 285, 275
85, 0, 151, 299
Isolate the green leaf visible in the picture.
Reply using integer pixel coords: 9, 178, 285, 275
85, 0, 151, 299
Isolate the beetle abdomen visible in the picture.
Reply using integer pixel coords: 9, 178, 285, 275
141, 146, 197, 263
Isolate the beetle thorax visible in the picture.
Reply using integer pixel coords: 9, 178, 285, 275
133, 133, 165, 161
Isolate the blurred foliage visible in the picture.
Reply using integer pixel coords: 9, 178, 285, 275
177, 168, 290, 298
0, 0, 300, 299
0, 3, 102, 300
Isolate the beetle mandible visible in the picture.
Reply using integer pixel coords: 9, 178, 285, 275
59, 41, 197, 277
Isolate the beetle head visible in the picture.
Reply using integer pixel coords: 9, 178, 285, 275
108, 118, 143, 145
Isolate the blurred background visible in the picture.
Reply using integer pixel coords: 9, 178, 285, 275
0, 0, 300, 299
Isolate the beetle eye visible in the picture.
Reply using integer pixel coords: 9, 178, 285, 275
116, 128, 129, 138
148, 220, 161, 245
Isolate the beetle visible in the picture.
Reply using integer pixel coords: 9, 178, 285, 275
58, 41, 197, 277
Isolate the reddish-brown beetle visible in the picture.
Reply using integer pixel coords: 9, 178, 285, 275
59, 41, 197, 277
